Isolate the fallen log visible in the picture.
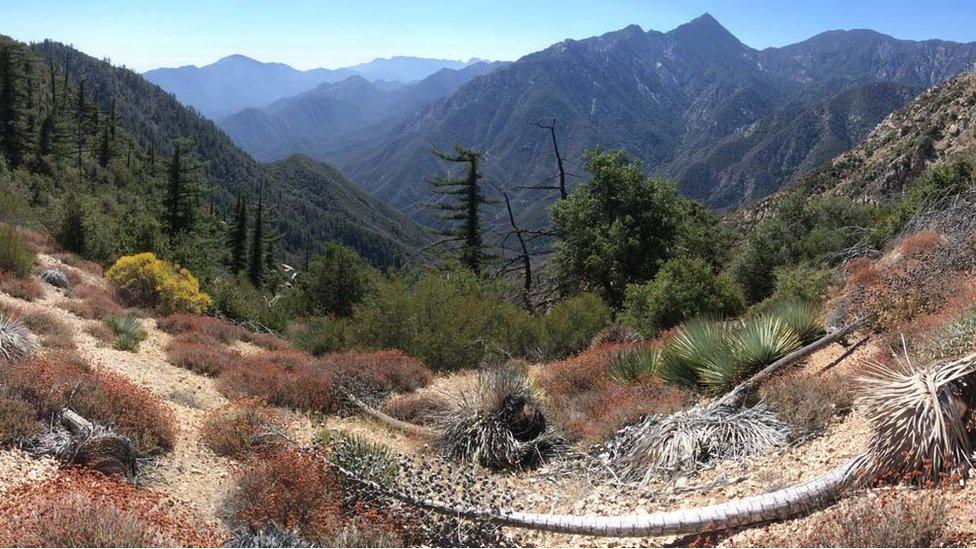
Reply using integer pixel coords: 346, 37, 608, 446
345, 393, 439, 438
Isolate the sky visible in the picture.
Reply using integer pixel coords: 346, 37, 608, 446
4, 0, 976, 72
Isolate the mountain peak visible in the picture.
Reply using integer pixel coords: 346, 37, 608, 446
668, 13, 745, 49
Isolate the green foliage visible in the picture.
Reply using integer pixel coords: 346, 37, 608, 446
621, 256, 743, 336
207, 275, 288, 332
288, 316, 353, 356
296, 242, 372, 317
0, 225, 34, 277
426, 146, 492, 274
608, 347, 661, 383
537, 293, 610, 360
552, 148, 728, 308
760, 299, 824, 344
729, 193, 876, 303
350, 269, 534, 371
104, 313, 147, 352
725, 316, 802, 387
871, 160, 974, 242
658, 319, 726, 388
767, 262, 834, 305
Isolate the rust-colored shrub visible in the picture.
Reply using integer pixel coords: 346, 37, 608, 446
540, 344, 693, 443
0, 470, 221, 546
217, 350, 337, 414
2, 353, 177, 454
59, 283, 123, 320
85, 321, 115, 344
0, 271, 43, 301
165, 333, 241, 377
3, 305, 75, 350
16, 227, 62, 254
897, 229, 945, 259
381, 392, 451, 423
200, 398, 288, 460
792, 490, 946, 547
223, 449, 343, 541
241, 330, 291, 351
156, 312, 244, 343
329, 349, 433, 395
0, 392, 43, 446
760, 371, 853, 435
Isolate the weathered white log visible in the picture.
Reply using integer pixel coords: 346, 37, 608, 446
60, 407, 94, 435
333, 454, 867, 537
346, 393, 439, 438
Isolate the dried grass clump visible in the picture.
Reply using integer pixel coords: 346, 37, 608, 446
165, 332, 241, 376
329, 349, 433, 403
0, 270, 43, 301
0, 311, 37, 363
437, 362, 565, 470
3, 352, 177, 455
541, 344, 692, 444
59, 282, 123, 320
599, 402, 789, 482
858, 351, 976, 481
156, 312, 245, 343
222, 449, 385, 545
0, 470, 222, 546
217, 350, 337, 414
39, 268, 70, 288
793, 490, 946, 547
0, 392, 43, 446
381, 392, 451, 423
200, 398, 288, 460
760, 371, 853, 435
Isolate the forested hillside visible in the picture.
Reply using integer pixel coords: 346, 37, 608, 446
18, 38, 428, 268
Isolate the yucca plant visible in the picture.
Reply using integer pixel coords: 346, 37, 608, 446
0, 312, 37, 362
723, 316, 802, 390
766, 299, 824, 344
609, 347, 661, 383
657, 319, 727, 388
104, 313, 147, 352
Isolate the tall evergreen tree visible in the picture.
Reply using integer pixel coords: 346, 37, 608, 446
228, 193, 248, 274
162, 139, 201, 239
248, 190, 265, 286
425, 145, 493, 274
0, 46, 27, 168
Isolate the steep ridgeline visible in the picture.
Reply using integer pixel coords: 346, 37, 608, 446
144, 55, 485, 118
738, 71, 976, 223
218, 62, 508, 161
32, 39, 428, 267
242, 14, 976, 225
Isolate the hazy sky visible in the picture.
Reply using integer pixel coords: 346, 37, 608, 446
5, 0, 976, 72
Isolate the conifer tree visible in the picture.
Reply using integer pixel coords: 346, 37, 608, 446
162, 139, 201, 239
228, 193, 249, 274
0, 46, 27, 168
425, 145, 493, 274
248, 190, 265, 286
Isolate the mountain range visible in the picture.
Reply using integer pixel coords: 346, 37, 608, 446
182, 14, 976, 229
144, 54, 486, 117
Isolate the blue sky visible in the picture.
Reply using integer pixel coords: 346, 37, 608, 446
4, 0, 976, 72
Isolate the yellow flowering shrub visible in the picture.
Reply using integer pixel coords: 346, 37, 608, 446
105, 252, 211, 314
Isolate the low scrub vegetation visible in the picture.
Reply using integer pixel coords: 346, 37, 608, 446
0, 270, 43, 301
0, 470, 221, 546
59, 282, 123, 320
381, 392, 450, 423
165, 333, 241, 377
0, 391, 43, 446
0, 224, 35, 277
156, 312, 244, 343
105, 252, 211, 314
328, 349, 432, 397
541, 344, 692, 443
8, 306, 74, 350
217, 350, 338, 414
760, 371, 853, 435
2, 352, 177, 454
200, 398, 288, 460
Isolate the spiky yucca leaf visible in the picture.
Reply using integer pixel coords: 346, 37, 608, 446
766, 299, 825, 344
105, 313, 147, 352
609, 347, 661, 383
0, 312, 37, 362
727, 316, 802, 377
858, 352, 976, 481
658, 319, 727, 388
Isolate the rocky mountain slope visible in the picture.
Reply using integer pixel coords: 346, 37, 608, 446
145, 54, 483, 117
247, 14, 976, 225
32, 39, 429, 267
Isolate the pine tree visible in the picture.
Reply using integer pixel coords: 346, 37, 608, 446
248, 190, 265, 286
162, 139, 201, 239
0, 46, 27, 168
425, 145, 493, 274
97, 124, 111, 167
228, 193, 249, 274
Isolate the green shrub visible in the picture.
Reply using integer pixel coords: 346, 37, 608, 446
208, 275, 288, 332
295, 242, 373, 317
105, 313, 148, 352
608, 347, 661, 382
538, 293, 610, 359
351, 269, 535, 372
768, 263, 834, 305
622, 257, 742, 336
0, 225, 34, 277
288, 316, 353, 356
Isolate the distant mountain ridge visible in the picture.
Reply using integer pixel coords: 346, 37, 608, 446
233, 14, 976, 227
144, 54, 487, 117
